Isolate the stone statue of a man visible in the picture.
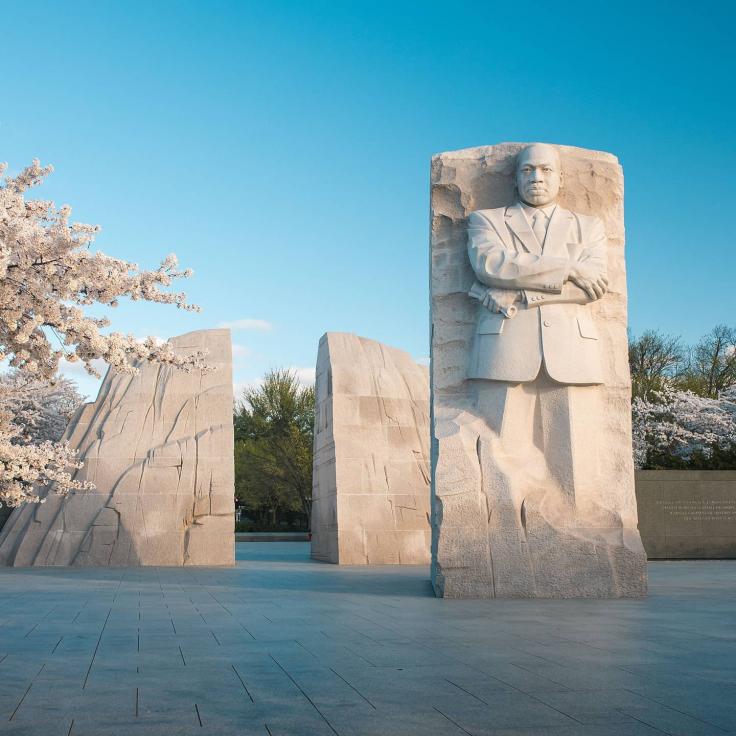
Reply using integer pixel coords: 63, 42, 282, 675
430, 141, 647, 599
463, 144, 613, 517
467, 143, 609, 384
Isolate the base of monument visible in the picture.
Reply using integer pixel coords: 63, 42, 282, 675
431, 524, 648, 599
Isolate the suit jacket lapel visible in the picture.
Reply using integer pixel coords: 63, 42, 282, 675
505, 203, 540, 255
543, 207, 573, 257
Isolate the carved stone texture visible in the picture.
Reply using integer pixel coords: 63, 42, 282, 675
430, 143, 647, 598
0, 329, 235, 567
311, 332, 431, 564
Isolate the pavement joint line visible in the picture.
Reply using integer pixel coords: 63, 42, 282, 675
67, 718, 74, 736
51, 636, 64, 655
620, 687, 731, 732
232, 664, 255, 702
328, 667, 376, 709
616, 707, 674, 735
508, 660, 574, 689
294, 639, 318, 657
23, 604, 57, 638
432, 706, 477, 735
110, 569, 127, 603
448, 657, 564, 698
507, 644, 572, 667
269, 654, 340, 735
82, 607, 112, 689
516, 687, 584, 725
341, 645, 376, 667
345, 626, 384, 645
237, 620, 257, 640
444, 678, 489, 705
348, 610, 403, 637
9, 663, 45, 721
195, 703, 203, 727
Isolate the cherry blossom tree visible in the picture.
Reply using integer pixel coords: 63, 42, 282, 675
0, 371, 90, 507
632, 387, 736, 469
0, 370, 83, 444
0, 159, 205, 506
0, 160, 206, 378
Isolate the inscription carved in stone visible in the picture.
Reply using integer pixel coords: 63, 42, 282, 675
636, 470, 736, 559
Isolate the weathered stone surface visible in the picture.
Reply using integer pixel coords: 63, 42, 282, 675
0, 329, 235, 567
636, 470, 736, 559
311, 332, 431, 564
430, 143, 647, 598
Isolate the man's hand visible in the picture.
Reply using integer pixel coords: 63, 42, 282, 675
468, 282, 522, 317
485, 288, 522, 317
568, 262, 608, 300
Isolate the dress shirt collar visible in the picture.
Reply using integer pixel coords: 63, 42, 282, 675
518, 201, 557, 221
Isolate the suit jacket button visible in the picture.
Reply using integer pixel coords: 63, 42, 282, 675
543, 320, 551, 327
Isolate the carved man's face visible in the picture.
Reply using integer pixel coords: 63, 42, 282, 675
515, 144, 562, 207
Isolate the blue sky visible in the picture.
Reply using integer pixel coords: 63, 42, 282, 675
3, 0, 734, 398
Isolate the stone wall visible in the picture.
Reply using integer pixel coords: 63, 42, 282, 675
636, 470, 736, 559
311, 332, 431, 564
0, 329, 235, 567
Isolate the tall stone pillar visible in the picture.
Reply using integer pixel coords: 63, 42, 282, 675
311, 332, 431, 564
430, 143, 647, 598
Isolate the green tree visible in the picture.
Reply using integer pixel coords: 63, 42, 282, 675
234, 369, 314, 530
680, 325, 736, 398
628, 329, 684, 399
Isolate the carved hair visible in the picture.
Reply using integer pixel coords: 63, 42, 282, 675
515, 143, 561, 173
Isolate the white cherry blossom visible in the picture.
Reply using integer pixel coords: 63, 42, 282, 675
633, 387, 736, 468
0, 160, 205, 505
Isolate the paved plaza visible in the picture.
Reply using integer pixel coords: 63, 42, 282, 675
0, 544, 734, 736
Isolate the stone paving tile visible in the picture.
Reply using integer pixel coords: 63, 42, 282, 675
625, 683, 736, 732
434, 693, 581, 732
530, 688, 672, 725
449, 726, 667, 736
0, 546, 735, 735
613, 701, 730, 736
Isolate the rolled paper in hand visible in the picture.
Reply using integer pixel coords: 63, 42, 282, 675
468, 281, 519, 319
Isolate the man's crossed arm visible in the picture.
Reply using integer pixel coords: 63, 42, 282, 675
467, 210, 608, 315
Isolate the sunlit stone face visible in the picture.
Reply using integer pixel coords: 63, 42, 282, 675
515, 143, 562, 207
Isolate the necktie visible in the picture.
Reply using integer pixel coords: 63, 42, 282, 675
532, 211, 547, 246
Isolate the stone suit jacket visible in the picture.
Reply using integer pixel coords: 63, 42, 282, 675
467, 202, 607, 385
